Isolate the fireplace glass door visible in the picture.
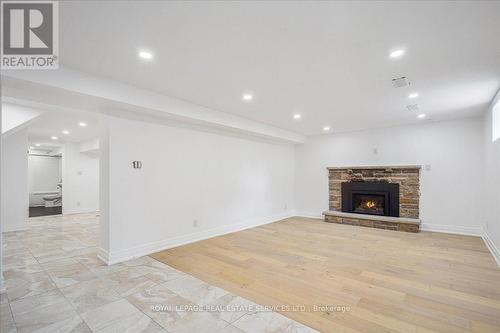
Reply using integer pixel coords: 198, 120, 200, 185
341, 182, 400, 217
352, 193, 385, 216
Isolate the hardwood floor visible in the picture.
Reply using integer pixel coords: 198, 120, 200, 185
151, 217, 500, 333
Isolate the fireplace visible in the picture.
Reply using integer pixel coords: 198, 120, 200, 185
325, 166, 420, 232
341, 182, 399, 217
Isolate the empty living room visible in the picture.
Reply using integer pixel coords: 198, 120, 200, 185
1, 1, 500, 332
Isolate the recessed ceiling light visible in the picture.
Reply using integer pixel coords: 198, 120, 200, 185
78, 122, 87, 127
138, 50, 153, 60
323, 126, 331, 131
35, 143, 41, 147
62, 130, 70, 135
389, 49, 405, 58
51, 136, 58, 140
417, 114, 426, 119
242, 93, 253, 102
293, 114, 302, 120
408, 93, 419, 99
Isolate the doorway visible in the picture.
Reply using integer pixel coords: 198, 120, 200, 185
28, 147, 63, 217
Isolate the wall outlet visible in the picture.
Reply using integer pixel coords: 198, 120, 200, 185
193, 219, 199, 227
77, 171, 83, 176
373, 148, 378, 155
425, 164, 431, 171
77, 201, 81, 207
284, 204, 288, 211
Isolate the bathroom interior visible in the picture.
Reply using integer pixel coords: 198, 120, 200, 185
2, 105, 100, 224
28, 146, 63, 217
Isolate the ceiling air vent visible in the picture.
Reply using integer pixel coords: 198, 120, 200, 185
406, 104, 419, 112
392, 76, 410, 88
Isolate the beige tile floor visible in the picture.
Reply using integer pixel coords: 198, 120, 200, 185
1, 213, 318, 333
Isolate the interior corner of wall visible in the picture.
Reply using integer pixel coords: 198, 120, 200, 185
482, 228, 500, 267
96, 247, 111, 266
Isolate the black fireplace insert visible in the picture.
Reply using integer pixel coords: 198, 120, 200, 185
341, 182, 399, 217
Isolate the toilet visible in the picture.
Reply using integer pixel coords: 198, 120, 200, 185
43, 183, 62, 207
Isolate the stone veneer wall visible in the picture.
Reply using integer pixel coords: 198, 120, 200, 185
328, 167, 420, 218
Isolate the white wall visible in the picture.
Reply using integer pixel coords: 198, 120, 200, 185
483, 93, 500, 264
295, 117, 485, 234
28, 155, 62, 206
80, 138, 99, 154
62, 143, 99, 214
1, 129, 28, 232
100, 116, 295, 263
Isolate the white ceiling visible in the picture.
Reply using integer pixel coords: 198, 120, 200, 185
2, 103, 42, 134
26, 110, 101, 147
33, 1, 500, 135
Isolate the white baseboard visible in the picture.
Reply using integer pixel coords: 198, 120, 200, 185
62, 208, 100, 215
482, 230, 500, 267
419, 223, 482, 236
96, 247, 110, 265
0, 273, 5, 292
295, 212, 485, 237
105, 213, 293, 265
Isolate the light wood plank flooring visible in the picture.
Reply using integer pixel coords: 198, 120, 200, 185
151, 217, 500, 333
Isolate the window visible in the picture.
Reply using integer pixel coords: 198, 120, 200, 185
493, 100, 500, 143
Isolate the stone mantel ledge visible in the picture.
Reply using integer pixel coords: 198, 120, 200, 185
323, 211, 421, 225
327, 165, 422, 170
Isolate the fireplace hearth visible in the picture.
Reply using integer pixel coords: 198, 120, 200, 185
341, 182, 399, 217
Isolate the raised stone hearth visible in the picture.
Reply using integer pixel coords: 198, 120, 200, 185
323, 211, 420, 232
323, 165, 421, 232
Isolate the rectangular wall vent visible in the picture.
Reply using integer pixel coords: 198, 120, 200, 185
406, 104, 419, 112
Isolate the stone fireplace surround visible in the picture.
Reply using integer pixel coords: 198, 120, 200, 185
323, 165, 421, 232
